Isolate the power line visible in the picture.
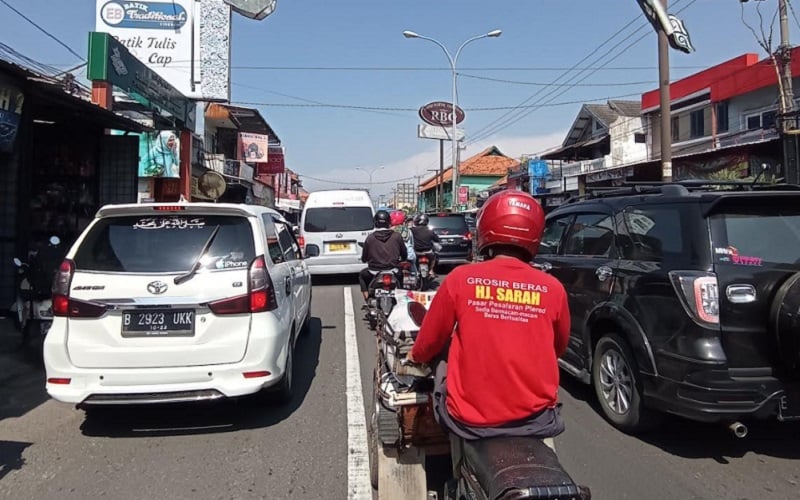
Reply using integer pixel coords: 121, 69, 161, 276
0, 0, 84, 61
458, 73, 655, 87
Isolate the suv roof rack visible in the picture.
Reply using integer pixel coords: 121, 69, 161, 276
563, 179, 800, 204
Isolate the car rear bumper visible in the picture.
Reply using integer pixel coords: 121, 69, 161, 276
642, 370, 800, 423
43, 316, 291, 405
307, 262, 365, 275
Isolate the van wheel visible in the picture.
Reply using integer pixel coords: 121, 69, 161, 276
274, 336, 294, 403
592, 334, 661, 433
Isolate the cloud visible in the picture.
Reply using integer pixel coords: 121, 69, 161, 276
300, 130, 566, 196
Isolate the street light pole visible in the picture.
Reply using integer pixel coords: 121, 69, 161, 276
658, 0, 672, 182
403, 29, 502, 210
355, 165, 385, 205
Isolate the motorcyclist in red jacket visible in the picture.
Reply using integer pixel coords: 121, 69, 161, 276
407, 190, 571, 449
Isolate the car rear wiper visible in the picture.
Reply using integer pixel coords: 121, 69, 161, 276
174, 225, 221, 285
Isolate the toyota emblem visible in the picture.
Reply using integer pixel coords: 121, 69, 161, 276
147, 281, 168, 295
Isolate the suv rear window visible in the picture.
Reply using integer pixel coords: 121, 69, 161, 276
428, 214, 468, 235
74, 215, 256, 273
711, 205, 800, 266
304, 207, 374, 232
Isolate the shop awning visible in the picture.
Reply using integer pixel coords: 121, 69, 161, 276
206, 103, 281, 141
541, 135, 608, 161
0, 59, 150, 133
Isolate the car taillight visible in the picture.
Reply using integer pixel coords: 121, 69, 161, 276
669, 271, 720, 326
298, 236, 305, 248
208, 256, 278, 315
52, 260, 108, 318
52, 260, 73, 317
465, 231, 473, 241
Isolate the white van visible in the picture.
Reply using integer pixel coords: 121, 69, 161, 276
300, 189, 375, 274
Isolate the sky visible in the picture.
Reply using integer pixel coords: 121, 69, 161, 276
1, 0, 795, 198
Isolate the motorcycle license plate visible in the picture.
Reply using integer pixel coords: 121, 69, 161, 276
121, 309, 195, 338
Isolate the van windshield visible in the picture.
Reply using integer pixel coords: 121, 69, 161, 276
304, 207, 374, 232
73, 215, 256, 273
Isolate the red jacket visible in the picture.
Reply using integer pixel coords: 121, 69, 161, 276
410, 257, 570, 427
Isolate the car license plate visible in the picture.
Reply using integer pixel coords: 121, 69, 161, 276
329, 243, 351, 252
121, 309, 195, 338
778, 390, 800, 421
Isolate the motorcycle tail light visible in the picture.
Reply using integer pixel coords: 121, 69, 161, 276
382, 273, 393, 289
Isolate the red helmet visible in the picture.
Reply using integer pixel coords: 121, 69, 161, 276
476, 190, 545, 258
389, 210, 406, 227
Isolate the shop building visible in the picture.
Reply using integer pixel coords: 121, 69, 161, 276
0, 57, 147, 310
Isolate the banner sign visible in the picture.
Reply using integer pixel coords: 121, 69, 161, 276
257, 145, 286, 175
458, 186, 469, 204
0, 81, 24, 153
223, 159, 241, 177
238, 132, 269, 163
138, 130, 181, 177
88, 32, 195, 129
96, 0, 232, 101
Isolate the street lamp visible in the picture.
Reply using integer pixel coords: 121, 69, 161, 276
403, 29, 502, 210
355, 165, 385, 204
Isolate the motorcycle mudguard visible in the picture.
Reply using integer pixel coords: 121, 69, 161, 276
461, 437, 585, 500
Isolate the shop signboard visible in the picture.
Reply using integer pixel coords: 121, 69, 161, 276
95, 0, 232, 101
88, 31, 195, 130
0, 80, 24, 153
419, 101, 465, 127
223, 159, 241, 177
458, 186, 469, 204
257, 145, 285, 175
238, 132, 269, 162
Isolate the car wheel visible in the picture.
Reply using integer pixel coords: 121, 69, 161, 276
274, 336, 294, 403
592, 334, 660, 433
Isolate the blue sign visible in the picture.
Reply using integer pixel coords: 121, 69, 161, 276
528, 159, 550, 179
0, 83, 24, 153
100, 1, 189, 30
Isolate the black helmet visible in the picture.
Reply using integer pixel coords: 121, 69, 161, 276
374, 210, 391, 229
414, 213, 429, 226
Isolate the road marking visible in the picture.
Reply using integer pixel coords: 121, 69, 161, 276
344, 287, 371, 499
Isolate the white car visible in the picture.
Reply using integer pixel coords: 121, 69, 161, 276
43, 202, 312, 407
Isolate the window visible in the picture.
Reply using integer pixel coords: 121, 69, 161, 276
303, 207, 373, 232
716, 102, 729, 132
262, 215, 285, 265
634, 133, 646, 144
620, 207, 683, 262
746, 114, 761, 130
276, 221, 302, 262
690, 109, 705, 138
73, 215, 256, 273
711, 202, 800, 266
671, 116, 680, 142
563, 213, 615, 257
539, 215, 573, 256
762, 110, 777, 129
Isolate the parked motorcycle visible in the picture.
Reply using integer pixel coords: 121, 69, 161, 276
12, 235, 63, 345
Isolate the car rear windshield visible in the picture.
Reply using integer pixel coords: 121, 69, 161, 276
429, 215, 468, 235
73, 215, 256, 273
711, 204, 800, 266
303, 207, 374, 232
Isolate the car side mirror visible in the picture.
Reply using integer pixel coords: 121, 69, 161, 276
305, 245, 320, 257
292, 225, 300, 236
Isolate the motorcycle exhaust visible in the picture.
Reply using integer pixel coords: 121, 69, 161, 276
727, 421, 748, 438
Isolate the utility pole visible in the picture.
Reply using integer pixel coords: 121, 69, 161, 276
658, 0, 672, 182
778, 0, 798, 183
438, 139, 444, 211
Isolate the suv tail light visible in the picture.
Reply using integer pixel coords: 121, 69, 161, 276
669, 271, 720, 326
465, 231, 473, 241
298, 235, 305, 248
209, 256, 278, 315
52, 259, 107, 318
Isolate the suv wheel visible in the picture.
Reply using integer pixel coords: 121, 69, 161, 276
592, 334, 660, 433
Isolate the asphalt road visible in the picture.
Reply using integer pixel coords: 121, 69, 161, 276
2, 274, 800, 500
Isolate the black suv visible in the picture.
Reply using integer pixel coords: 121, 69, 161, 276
427, 212, 474, 266
536, 181, 800, 434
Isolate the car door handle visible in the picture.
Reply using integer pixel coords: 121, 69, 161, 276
285, 276, 293, 294
596, 266, 613, 282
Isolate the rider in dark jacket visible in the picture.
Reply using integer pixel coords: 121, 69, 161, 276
359, 210, 407, 301
411, 213, 440, 274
